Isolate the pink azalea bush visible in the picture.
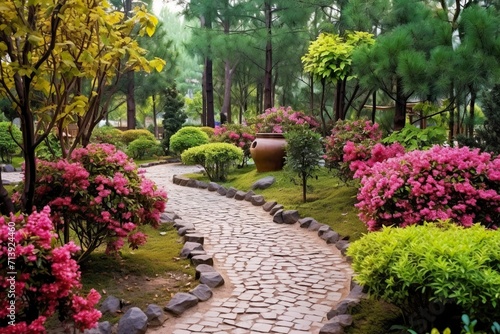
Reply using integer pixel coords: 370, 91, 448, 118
323, 119, 383, 180
251, 106, 320, 134
0, 207, 101, 333
356, 145, 500, 231
213, 124, 255, 166
15, 143, 167, 263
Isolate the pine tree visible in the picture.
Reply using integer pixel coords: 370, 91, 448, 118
162, 85, 187, 154
465, 86, 500, 155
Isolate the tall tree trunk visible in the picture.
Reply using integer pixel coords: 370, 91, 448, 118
468, 86, 476, 138
449, 85, 455, 142
222, 60, 234, 124
152, 94, 158, 138
202, 68, 207, 126
309, 75, 314, 113
205, 57, 215, 127
125, 0, 136, 129
256, 82, 263, 114
372, 91, 377, 123
319, 78, 327, 136
394, 77, 406, 131
263, 0, 273, 110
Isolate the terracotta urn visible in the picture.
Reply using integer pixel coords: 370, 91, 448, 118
250, 133, 287, 172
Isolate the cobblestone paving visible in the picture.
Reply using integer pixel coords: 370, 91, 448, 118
146, 164, 353, 334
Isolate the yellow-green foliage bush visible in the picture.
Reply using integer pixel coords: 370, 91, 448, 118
181, 143, 243, 181
126, 138, 163, 160
121, 129, 156, 145
170, 126, 209, 155
347, 222, 500, 328
199, 126, 215, 138
91, 126, 124, 146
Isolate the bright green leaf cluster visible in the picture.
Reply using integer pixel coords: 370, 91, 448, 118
383, 124, 447, 150
169, 126, 209, 155
301, 31, 374, 82
348, 222, 500, 324
181, 143, 243, 182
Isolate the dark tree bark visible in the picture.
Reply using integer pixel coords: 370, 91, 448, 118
124, 0, 136, 129
263, 0, 273, 110
205, 57, 215, 127
394, 78, 407, 131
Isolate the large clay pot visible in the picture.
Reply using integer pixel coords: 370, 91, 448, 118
250, 133, 287, 172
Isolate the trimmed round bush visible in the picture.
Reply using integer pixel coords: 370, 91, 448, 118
181, 143, 243, 181
347, 223, 500, 326
121, 129, 156, 145
90, 126, 124, 147
126, 138, 163, 160
356, 145, 500, 231
170, 126, 209, 155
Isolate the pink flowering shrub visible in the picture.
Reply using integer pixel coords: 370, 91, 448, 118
348, 142, 405, 179
323, 119, 384, 180
0, 207, 101, 333
15, 143, 167, 263
250, 106, 320, 134
356, 145, 500, 231
213, 124, 255, 167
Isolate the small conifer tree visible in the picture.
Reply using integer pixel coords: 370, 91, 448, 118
284, 127, 323, 202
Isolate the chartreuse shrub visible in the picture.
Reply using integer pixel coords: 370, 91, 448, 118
356, 145, 500, 231
383, 124, 447, 150
199, 126, 215, 138
126, 138, 163, 159
181, 143, 243, 182
420, 314, 500, 334
348, 223, 500, 331
121, 129, 156, 145
90, 126, 124, 148
170, 126, 209, 156
14, 144, 167, 263
0, 207, 101, 332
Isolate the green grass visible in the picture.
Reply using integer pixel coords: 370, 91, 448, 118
187, 165, 367, 241
79, 224, 195, 314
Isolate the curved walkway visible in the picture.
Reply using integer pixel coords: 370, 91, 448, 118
146, 163, 353, 334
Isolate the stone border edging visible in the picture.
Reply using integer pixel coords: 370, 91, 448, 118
171, 173, 366, 334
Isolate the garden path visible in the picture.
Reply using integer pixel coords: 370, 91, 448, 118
146, 163, 353, 334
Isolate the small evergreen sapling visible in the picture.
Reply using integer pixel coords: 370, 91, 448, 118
284, 128, 323, 202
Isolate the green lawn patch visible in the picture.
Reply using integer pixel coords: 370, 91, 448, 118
187, 165, 367, 241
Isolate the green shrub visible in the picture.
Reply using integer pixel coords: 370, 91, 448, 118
383, 124, 447, 150
126, 138, 163, 160
0, 122, 22, 163
181, 143, 243, 181
121, 129, 156, 145
170, 126, 209, 155
347, 223, 500, 330
90, 126, 124, 148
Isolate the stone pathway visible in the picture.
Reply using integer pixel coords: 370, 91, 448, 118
145, 163, 353, 334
